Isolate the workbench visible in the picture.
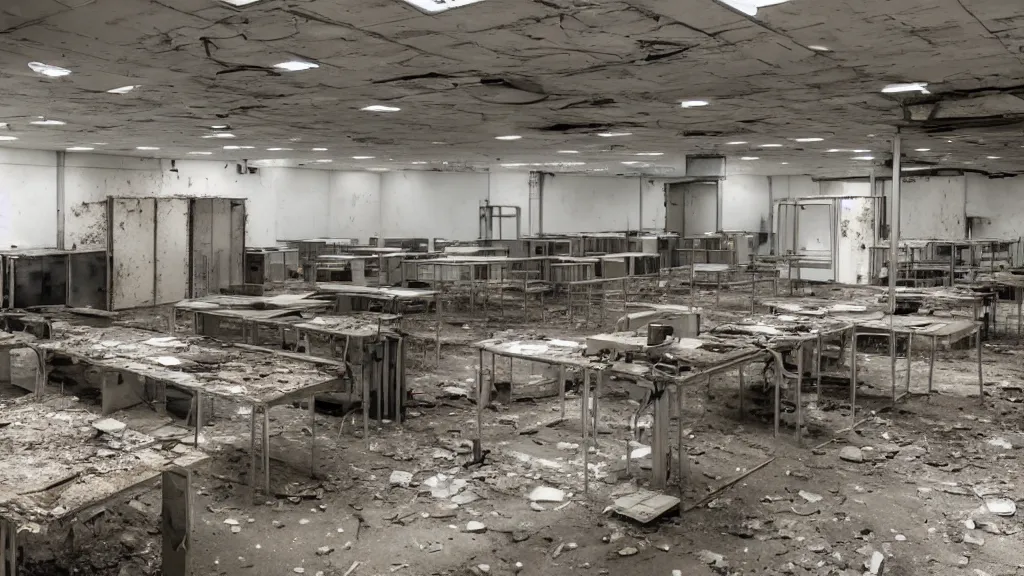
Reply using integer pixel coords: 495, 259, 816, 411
474, 338, 606, 494
36, 325, 344, 496
0, 331, 45, 397
0, 395, 205, 576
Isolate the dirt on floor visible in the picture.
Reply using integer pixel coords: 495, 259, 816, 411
5, 285, 1024, 576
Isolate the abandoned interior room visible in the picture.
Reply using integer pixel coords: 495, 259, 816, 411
3, 0, 1024, 575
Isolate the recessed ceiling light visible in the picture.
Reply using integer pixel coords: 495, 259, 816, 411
92, 143, 108, 145
31, 119, 66, 126
680, 100, 709, 108
852, 149, 871, 153
239, 146, 255, 149
915, 148, 931, 152
495, 135, 522, 141
826, 148, 845, 153
720, 0, 791, 16
315, 159, 333, 163
188, 151, 213, 155
274, 61, 319, 72
136, 146, 159, 151
210, 125, 230, 130
410, 161, 428, 165
808, 45, 830, 52
759, 144, 784, 148
725, 141, 748, 145
558, 150, 580, 154
853, 156, 875, 160
311, 147, 328, 151
66, 147, 94, 151
219, 0, 262, 5
793, 138, 824, 143
597, 132, 632, 138
106, 85, 137, 94
267, 147, 293, 151
361, 105, 401, 112
223, 145, 241, 150
203, 133, 236, 139
740, 156, 760, 161
0, 136, 18, 141
399, 0, 487, 13
621, 161, 641, 165
634, 152, 664, 156
352, 156, 375, 160
881, 82, 929, 94
367, 167, 389, 172
501, 163, 528, 168
780, 162, 790, 165
28, 62, 71, 77
987, 155, 1001, 159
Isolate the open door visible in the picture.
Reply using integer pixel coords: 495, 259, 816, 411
190, 198, 246, 298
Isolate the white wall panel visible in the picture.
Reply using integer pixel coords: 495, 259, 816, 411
721, 175, 770, 232
274, 168, 331, 242
965, 173, 1024, 240
0, 148, 57, 249
155, 198, 190, 303
64, 154, 162, 250
380, 172, 488, 240
542, 175, 640, 233
110, 198, 156, 310
328, 172, 382, 242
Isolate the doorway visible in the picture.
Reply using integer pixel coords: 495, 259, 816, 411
666, 181, 719, 236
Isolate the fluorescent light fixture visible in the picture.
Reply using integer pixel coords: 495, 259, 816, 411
501, 163, 528, 168
311, 147, 328, 151
367, 167, 389, 172
621, 161, 641, 165
274, 61, 319, 72
399, 0, 487, 13
915, 148, 931, 152
719, 0, 791, 16
495, 135, 522, 141
361, 105, 401, 112
725, 141, 747, 145
680, 100, 709, 108
0, 136, 17, 141
28, 62, 71, 77
780, 162, 790, 165
136, 146, 159, 151
188, 151, 213, 155
826, 148, 845, 153
759, 144, 783, 148
852, 149, 871, 153
315, 159, 333, 163
853, 156, 875, 160
597, 132, 632, 137
740, 156, 759, 160
239, 146, 255, 149
881, 82, 929, 94
203, 133, 236, 139
411, 161, 428, 165
106, 85, 137, 94
92, 143, 108, 145
31, 119, 66, 126
634, 152, 664, 156
66, 147, 94, 151
223, 145, 243, 150
793, 138, 824, 143
210, 125, 229, 130
987, 156, 1001, 159
267, 147, 293, 151
558, 150, 580, 154
352, 156, 375, 160
808, 45, 830, 52
219, 0, 262, 5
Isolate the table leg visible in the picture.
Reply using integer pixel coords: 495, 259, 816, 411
904, 332, 913, 398
0, 349, 10, 388
249, 409, 257, 499
715, 273, 721, 307
738, 366, 745, 420
476, 348, 485, 445
773, 356, 781, 438
363, 363, 371, 449
928, 335, 936, 394
582, 369, 590, 496
677, 382, 685, 493
795, 344, 804, 445
977, 327, 984, 405
307, 394, 317, 478
263, 407, 271, 495
889, 332, 897, 407
850, 329, 857, 428
561, 364, 569, 420
194, 392, 203, 448
815, 334, 823, 401
593, 371, 602, 447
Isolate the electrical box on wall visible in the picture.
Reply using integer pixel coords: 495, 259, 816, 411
686, 156, 726, 178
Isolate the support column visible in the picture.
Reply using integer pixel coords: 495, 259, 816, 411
889, 131, 901, 314
56, 151, 66, 249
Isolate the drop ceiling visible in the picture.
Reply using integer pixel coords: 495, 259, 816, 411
1, 0, 1024, 177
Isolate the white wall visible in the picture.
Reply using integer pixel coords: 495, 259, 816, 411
329, 172, 382, 242
965, 173, 1024, 239
883, 176, 966, 239
0, 149, 59, 249
380, 172, 489, 240
721, 175, 770, 232
542, 175, 642, 234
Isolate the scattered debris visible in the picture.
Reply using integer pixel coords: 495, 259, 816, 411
986, 437, 1013, 450
618, 547, 638, 557
92, 418, 127, 435
389, 470, 414, 487
839, 446, 865, 463
528, 486, 565, 503
985, 498, 1016, 517
868, 551, 885, 574
798, 490, 823, 504
465, 521, 487, 533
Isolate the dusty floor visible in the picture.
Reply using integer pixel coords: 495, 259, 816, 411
5, 286, 1024, 576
